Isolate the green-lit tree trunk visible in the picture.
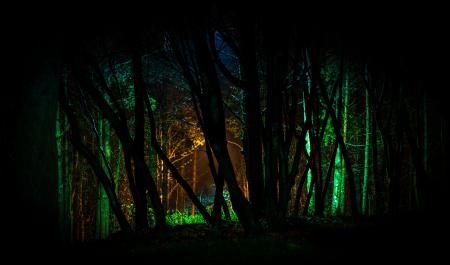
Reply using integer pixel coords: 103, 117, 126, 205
303, 75, 314, 215
57, 69, 74, 242
113, 142, 122, 232
362, 85, 370, 215
339, 76, 349, 215
96, 118, 110, 239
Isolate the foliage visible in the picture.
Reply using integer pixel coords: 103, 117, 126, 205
120, 202, 240, 227
165, 210, 206, 225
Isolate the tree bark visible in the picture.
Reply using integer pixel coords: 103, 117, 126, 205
236, 19, 265, 217
363, 83, 370, 215
14, 37, 60, 249
191, 149, 197, 216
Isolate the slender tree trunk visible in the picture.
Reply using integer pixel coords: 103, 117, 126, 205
132, 49, 166, 230
304, 77, 314, 215
321, 143, 339, 211
56, 105, 65, 239
303, 172, 317, 215
370, 84, 382, 215
162, 126, 169, 213
238, 19, 265, 217
189, 81, 227, 223
96, 119, 110, 239
363, 86, 370, 215
293, 162, 310, 216
115, 143, 122, 194
64, 116, 74, 241
197, 31, 258, 231
421, 90, 428, 206
113, 142, 122, 232
191, 149, 197, 216
132, 52, 150, 231
340, 78, 348, 215
388, 84, 403, 215
332, 74, 344, 216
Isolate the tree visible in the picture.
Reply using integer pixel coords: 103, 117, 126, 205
95, 118, 110, 239
15, 36, 60, 249
362, 68, 371, 216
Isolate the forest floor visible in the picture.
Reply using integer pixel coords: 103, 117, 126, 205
64, 213, 443, 264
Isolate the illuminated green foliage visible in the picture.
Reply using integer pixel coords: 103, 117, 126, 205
166, 211, 207, 225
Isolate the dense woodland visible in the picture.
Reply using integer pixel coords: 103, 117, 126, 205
9, 4, 449, 263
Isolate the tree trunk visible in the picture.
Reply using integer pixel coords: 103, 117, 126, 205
195, 30, 258, 231
237, 19, 265, 217
15, 37, 60, 249
293, 162, 310, 216
331, 75, 348, 215
132, 51, 150, 231
363, 85, 370, 215
370, 81, 382, 215
191, 149, 197, 216
95, 119, 110, 239
115, 143, 122, 194
64, 115, 74, 242
321, 143, 339, 212
189, 81, 227, 223
340, 78, 348, 215
57, 105, 64, 239
162, 126, 169, 213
